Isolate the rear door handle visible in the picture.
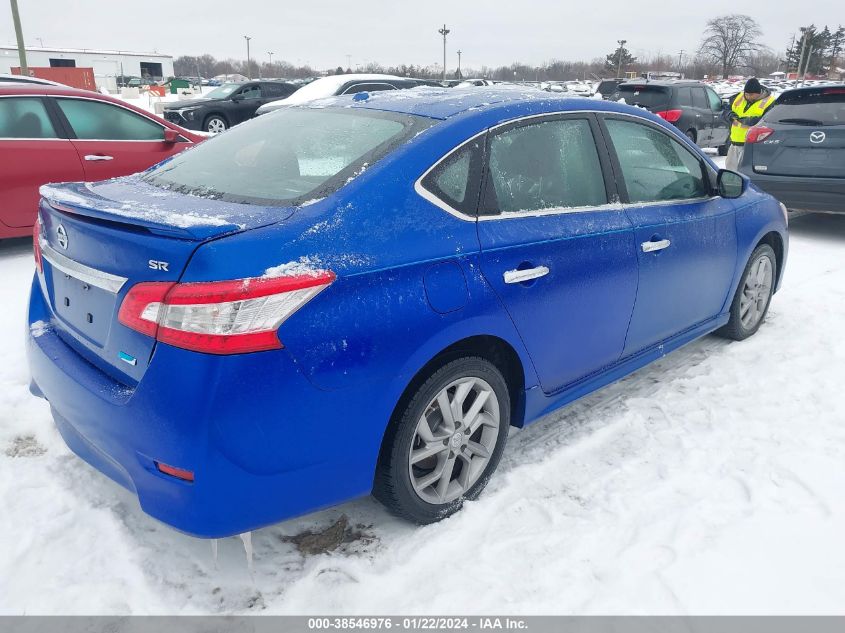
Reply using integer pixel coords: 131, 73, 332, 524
504, 266, 549, 284
642, 239, 671, 253
84, 154, 114, 161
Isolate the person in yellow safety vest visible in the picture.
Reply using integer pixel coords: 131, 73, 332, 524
725, 77, 776, 171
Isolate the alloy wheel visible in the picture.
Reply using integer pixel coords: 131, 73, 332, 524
207, 118, 227, 134
739, 253, 773, 330
408, 377, 500, 504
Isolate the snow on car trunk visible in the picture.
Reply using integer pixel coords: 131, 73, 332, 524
2, 213, 845, 614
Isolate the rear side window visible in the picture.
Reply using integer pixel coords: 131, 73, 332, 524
615, 85, 670, 109
763, 89, 845, 126
264, 83, 295, 98
421, 139, 482, 215
144, 107, 430, 205
605, 118, 708, 204
0, 97, 58, 138
692, 88, 708, 109
676, 87, 693, 107
56, 99, 164, 140
342, 83, 396, 95
483, 118, 607, 214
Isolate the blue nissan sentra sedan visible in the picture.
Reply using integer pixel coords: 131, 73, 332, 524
27, 87, 788, 537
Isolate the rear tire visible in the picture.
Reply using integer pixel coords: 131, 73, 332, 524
373, 357, 510, 524
685, 129, 697, 144
718, 244, 776, 341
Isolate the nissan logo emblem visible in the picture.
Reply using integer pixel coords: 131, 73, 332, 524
810, 131, 826, 144
56, 224, 69, 250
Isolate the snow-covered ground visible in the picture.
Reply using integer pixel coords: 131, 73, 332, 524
1, 204, 844, 614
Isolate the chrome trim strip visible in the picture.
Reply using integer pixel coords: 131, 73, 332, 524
414, 108, 718, 223
40, 241, 128, 293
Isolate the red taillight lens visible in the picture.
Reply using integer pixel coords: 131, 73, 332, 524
155, 462, 194, 482
118, 271, 335, 354
33, 220, 43, 273
656, 109, 683, 123
746, 126, 775, 144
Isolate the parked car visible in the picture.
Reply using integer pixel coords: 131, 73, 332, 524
0, 84, 204, 240
456, 78, 497, 87
163, 80, 299, 134
739, 84, 845, 214
0, 73, 63, 86
255, 74, 433, 115
28, 88, 787, 537
613, 80, 730, 153
594, 78, 625, 99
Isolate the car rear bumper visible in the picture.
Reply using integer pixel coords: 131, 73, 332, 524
26, 276, 382, 538
745, 173, 845, 214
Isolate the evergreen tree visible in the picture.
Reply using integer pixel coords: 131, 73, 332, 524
605, 44, 636, 76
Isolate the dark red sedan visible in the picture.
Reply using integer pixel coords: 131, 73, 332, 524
0, 84, 204, 239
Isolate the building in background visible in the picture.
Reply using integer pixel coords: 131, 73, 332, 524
0, 45, 173, 90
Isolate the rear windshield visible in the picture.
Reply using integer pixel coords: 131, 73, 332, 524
763, 89, 845, 126
143, 107, 432, 205
614, 85, 670, 108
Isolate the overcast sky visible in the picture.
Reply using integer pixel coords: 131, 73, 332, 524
5, 0, 841, 70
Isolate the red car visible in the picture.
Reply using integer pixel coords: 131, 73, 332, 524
0, 84, 204, 239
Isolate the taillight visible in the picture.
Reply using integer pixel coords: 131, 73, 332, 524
656, 109, 683, 123
156, 462, 195, 482
118, 271, 335, 354
746, 126, 775, 144
33, 219, 43, 274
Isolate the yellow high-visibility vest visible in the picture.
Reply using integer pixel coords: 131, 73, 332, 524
730, 93, 775, 144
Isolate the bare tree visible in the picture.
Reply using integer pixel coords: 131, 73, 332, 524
699, 14, 762, 78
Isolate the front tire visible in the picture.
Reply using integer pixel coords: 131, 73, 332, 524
719, 244, 776, 341
204, 115, 228, 134
373, 357, 510, 524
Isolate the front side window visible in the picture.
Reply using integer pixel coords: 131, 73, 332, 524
0, 97, 58, 139
605, 118, 708, 204
484, 118, 607, 214
56, 99, 164, 141
706, 88, 724, 112
144, 107, 431, 205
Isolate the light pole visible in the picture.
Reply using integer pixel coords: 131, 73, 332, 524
616, 39, 627, 78
345, 54, 352, 72
457, 49, 462, 79
438, 24, 450, 82
244, 35, 252, 79
10, 0, 28, 74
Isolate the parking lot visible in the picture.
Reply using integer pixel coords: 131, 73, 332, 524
1, 207, 843, 614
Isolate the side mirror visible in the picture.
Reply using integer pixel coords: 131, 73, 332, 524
717, 169, 745, 199
231, 93, 244, 101
163, 128, 180, 144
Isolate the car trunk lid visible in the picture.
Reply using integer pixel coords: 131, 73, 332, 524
751, 88, 845, 178
36, 179, 294, 384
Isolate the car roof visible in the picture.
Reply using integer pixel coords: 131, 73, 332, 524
777, 83, 845, 97
0, 83, 104, 97
311, 85, 649, 121
619, 80, 705, 88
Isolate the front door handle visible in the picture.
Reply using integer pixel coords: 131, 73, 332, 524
642, 239, 671, 253
504, 266, 550, 284
84, 154, 114, 161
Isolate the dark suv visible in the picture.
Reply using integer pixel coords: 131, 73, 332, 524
612, 80, 730, 152
739, 85, 845, 214
163, 80, 299, 133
